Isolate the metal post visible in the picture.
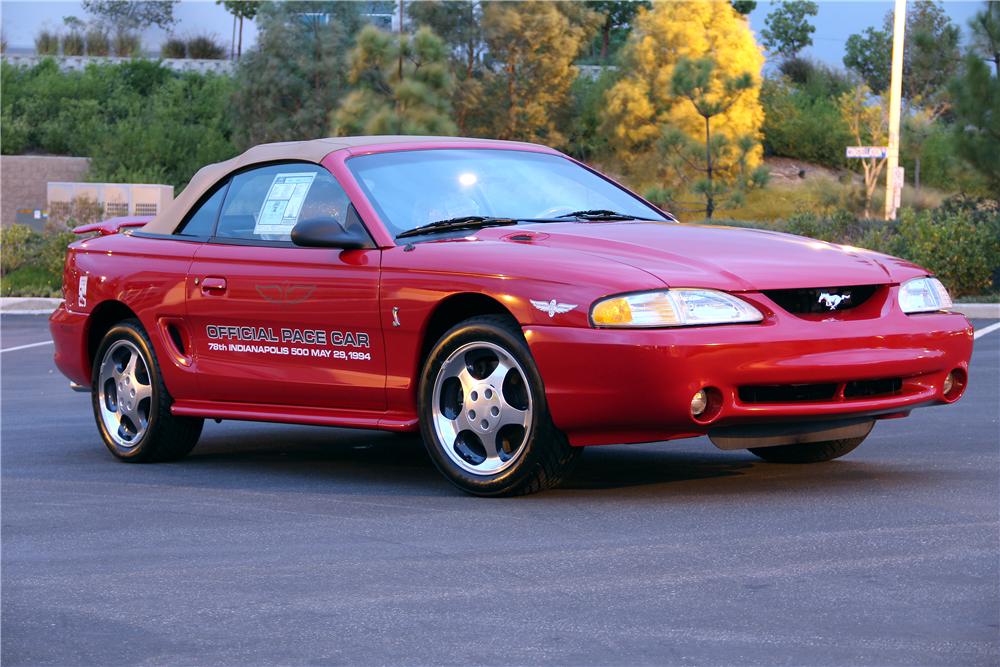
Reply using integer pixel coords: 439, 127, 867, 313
884, 0, 906, 221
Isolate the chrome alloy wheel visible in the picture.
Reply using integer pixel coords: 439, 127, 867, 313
97, 339, 153, 448
431, 341, 533, 476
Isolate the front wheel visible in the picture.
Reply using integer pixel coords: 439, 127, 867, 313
92, 319, 203, 462
748, 435, 868, 464
418, 315, 579, 496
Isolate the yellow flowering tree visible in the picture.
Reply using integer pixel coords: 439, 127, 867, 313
602, 0, 765, 197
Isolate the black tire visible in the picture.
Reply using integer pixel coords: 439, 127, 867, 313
91, 319, 203, 462
749, 435, 867, 464
418, 314, 580, 496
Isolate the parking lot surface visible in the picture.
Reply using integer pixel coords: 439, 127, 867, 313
2, 314, 998, 665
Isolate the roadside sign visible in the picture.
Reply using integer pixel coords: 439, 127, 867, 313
846, 146, 888, 159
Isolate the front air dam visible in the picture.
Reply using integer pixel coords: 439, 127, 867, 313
709, 417, 876, 450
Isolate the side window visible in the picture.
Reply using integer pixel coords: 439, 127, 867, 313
176, 182, 228, 237
215, 163, 351, 242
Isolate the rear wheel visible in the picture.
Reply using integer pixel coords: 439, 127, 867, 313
749, 435, 867, 464
418, 315, 579, 496
92, 320, 203, 462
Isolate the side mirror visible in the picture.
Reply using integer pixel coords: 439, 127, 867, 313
291, 216, 371, 249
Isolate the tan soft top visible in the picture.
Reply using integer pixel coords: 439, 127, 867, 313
142, 135, 544, 234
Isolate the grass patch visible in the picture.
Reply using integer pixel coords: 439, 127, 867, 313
1, 265, 62, 297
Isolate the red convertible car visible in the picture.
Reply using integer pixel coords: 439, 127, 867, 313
50, 136, 973, 495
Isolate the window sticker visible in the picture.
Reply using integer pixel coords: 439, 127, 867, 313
253, 172, 317, 236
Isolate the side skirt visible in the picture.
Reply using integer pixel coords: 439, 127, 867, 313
170, 400, 419, 432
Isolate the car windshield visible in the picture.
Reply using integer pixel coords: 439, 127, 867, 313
346, 149, 668, 236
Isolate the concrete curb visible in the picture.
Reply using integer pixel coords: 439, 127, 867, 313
1, 297, 63, 315
1, 296, 997, 318
954, 303, 1000, 319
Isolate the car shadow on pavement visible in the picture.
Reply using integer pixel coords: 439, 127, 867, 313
169, 423, 925, 498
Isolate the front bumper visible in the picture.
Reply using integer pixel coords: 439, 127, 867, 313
524, 306, 973, 446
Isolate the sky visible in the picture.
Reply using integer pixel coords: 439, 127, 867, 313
0, 0, 987, 66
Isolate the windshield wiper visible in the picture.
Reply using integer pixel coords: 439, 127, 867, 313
552, 209, 655, 221
396, 215, 518, 239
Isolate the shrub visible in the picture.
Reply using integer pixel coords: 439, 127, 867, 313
896, 208, 1000, 296
761, 77, 851, 167
34, 30, 59, 55
2, 59, 236, 189
0, 265, 63, 298
0, 197, 106, 297
113, 30, 141, 57
63, 30, 85, 56
86, 28, 110, 56
187, 35, 225, 60
1, 224, 39, 276
161, 36, 187, 59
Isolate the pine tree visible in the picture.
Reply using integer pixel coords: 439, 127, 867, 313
331, 26, 457, 137
950, 3, 1000, 191
602, 0, 765, 188
476, 1, 601, 146
654, 57, 768, 219
231, 2, 361, 148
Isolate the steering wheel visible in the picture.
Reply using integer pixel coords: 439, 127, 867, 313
534, 205, 576, 219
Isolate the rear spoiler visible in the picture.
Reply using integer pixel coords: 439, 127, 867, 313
73, 216, 153, 236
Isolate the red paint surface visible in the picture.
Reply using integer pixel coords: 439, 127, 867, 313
50, 139, 974, 446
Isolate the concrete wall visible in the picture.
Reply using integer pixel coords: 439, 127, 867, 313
1, 155, 91, 229
2, 54, 234, 75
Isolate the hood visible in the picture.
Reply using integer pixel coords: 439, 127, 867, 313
480, 222, 899, 291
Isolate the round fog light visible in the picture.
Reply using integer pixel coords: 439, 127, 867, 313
943, 371, 955, 395
690, 389, 708, 417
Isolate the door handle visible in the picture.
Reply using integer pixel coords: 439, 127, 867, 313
200, 276, 227, 295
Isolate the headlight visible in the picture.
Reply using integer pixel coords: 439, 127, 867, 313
590, 289, 763, 328
898, 277, 953, 314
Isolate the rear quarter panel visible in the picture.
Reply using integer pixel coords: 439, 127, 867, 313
64, 232, 201, 397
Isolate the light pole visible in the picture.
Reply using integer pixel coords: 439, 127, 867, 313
884, 0, 906, 221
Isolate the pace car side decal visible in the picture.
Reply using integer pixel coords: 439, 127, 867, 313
204, 324, 371, 361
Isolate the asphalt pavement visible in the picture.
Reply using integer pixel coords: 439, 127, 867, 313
2, 314, 998, 666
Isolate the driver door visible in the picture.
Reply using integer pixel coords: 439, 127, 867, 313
185, 162, 386, 412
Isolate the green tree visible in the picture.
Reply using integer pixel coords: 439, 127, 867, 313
731, 1, 757, 15
654, 56, 768, 219
904, 0, 960, 112
585, 1, 650, 61
950, 53, 1000, 192
843, 26, 891, 94
409, 1, 599, 144
216, 0, 259, 58
406, 0, 484, 134
81, 1, 177, 31
843, 1, 959, 106
331, 25, 456, 136
475, 1, 601, 146
761, 1, 818, 59
969, 0, 1000, 76
231, 2, 361, 148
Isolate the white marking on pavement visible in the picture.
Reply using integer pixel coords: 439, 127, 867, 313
0, 340, 53, 353
973, 322, 1000, 340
